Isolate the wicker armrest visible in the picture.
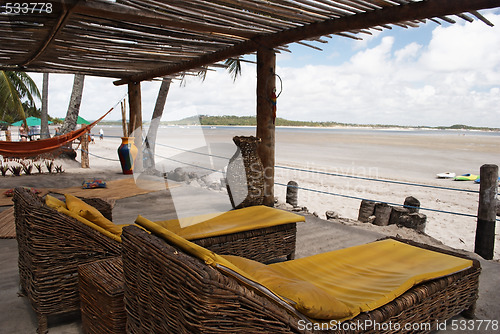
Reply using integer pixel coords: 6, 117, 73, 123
81, 197, 113, 221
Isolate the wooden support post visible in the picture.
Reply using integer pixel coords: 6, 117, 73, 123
81, 132, 89, 168
121, 99, 128, 137
256, 47, 276, 207
286, 181, 298, 207
475, 164, 498, 260
358, 200, 376, 223
128, 82, 143, 172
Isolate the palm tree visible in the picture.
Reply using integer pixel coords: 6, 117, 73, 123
0, 71, 40, 127
60, 74, 85, 134
40, 73, 50, 138
144, 77, 172, 169
142, 59, 242, 171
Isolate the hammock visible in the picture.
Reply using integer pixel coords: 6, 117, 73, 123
0, 107, 113, 158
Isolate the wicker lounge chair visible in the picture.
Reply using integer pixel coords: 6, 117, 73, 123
13, 187, 121, 334
121, 224, 480, 334
13, 188, 300, 333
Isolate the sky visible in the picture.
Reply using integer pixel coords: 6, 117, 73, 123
29, 8, 500, 128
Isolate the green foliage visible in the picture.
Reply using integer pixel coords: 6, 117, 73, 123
165, 115, 500, 131
225, 58, 242, 82
0, 71, 40, 125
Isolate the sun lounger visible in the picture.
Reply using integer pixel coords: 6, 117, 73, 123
121, 220, 480, 334
13, 188, 302, 333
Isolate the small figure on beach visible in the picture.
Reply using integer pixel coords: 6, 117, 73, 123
19, 124, 28, 141
55, 127, 61, 136
99, 128, 104, 140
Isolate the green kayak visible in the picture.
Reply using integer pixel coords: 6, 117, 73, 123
454, 174, 479, 181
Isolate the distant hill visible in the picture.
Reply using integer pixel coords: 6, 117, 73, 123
163, 115, 500, 131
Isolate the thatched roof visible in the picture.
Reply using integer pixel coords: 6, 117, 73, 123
1, 0, 498, 85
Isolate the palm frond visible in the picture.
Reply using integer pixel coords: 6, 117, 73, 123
225, 58, 242, 82
0, 71, 28, 126
6, 71, 40, 108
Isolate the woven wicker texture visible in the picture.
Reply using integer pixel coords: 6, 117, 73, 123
122, 225, 299, 333
192, 222, 296, 262
13, 187, 121, 334
121, 226, 480, 334
79, 257, 125, 334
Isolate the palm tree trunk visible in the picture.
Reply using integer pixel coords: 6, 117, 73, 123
60, 74, 85, 134
40, 73, 49, 139
143, 77, 171, 169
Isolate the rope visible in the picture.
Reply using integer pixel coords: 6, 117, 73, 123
155, 142, 230, 160
78, 148, 120, 161
275, 165, 480, 194
152, 152, 223, 174
275, 182, 500, 221
117, 143, 481, 195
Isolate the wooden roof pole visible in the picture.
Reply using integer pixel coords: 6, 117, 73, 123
256, 47, 276, 207
22, 0, 80, 66
128, 82, 143, 172
113, 0, 500, 85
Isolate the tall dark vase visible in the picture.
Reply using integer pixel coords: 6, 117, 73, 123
226, 136, 265, 209
117, 137, 138, 175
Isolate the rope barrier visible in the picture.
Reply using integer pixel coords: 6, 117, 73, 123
152, 152, 224, 174
76, 143, 499, 222
275, 182, 500, 221
78, 148, 120, 161
118, 142, 481, 195
275, 165, 480, 194
154, 142, 230, 160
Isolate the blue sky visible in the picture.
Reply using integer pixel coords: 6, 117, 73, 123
30, 9, 500, 128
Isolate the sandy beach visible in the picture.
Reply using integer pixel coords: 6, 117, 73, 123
1, 125, 499, 333
2, 125, 499, 260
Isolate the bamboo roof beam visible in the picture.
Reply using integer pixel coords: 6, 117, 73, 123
114, 0, 500, 85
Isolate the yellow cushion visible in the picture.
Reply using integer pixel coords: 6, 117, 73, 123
65, 194, 121, 235
45, 194, 66, 210
265, 239, 473, 321
223, 255, 352, 319
153, 205, 305, 240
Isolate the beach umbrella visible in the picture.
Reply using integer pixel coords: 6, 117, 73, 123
58, 116, 91, 125
11, 117, 52, 127
76, 116, 91, 125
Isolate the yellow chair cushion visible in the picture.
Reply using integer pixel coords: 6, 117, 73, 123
45, 194, 66, 210
153, 205, 305, 240
264, 239, 473, 321
45, 195, 121, 242
65, 194, 122, 235
223, 255, 352, 319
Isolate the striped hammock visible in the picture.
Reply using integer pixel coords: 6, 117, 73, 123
0, 108, 113, 158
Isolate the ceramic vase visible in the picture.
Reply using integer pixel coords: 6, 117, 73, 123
117, 137, 138, 175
